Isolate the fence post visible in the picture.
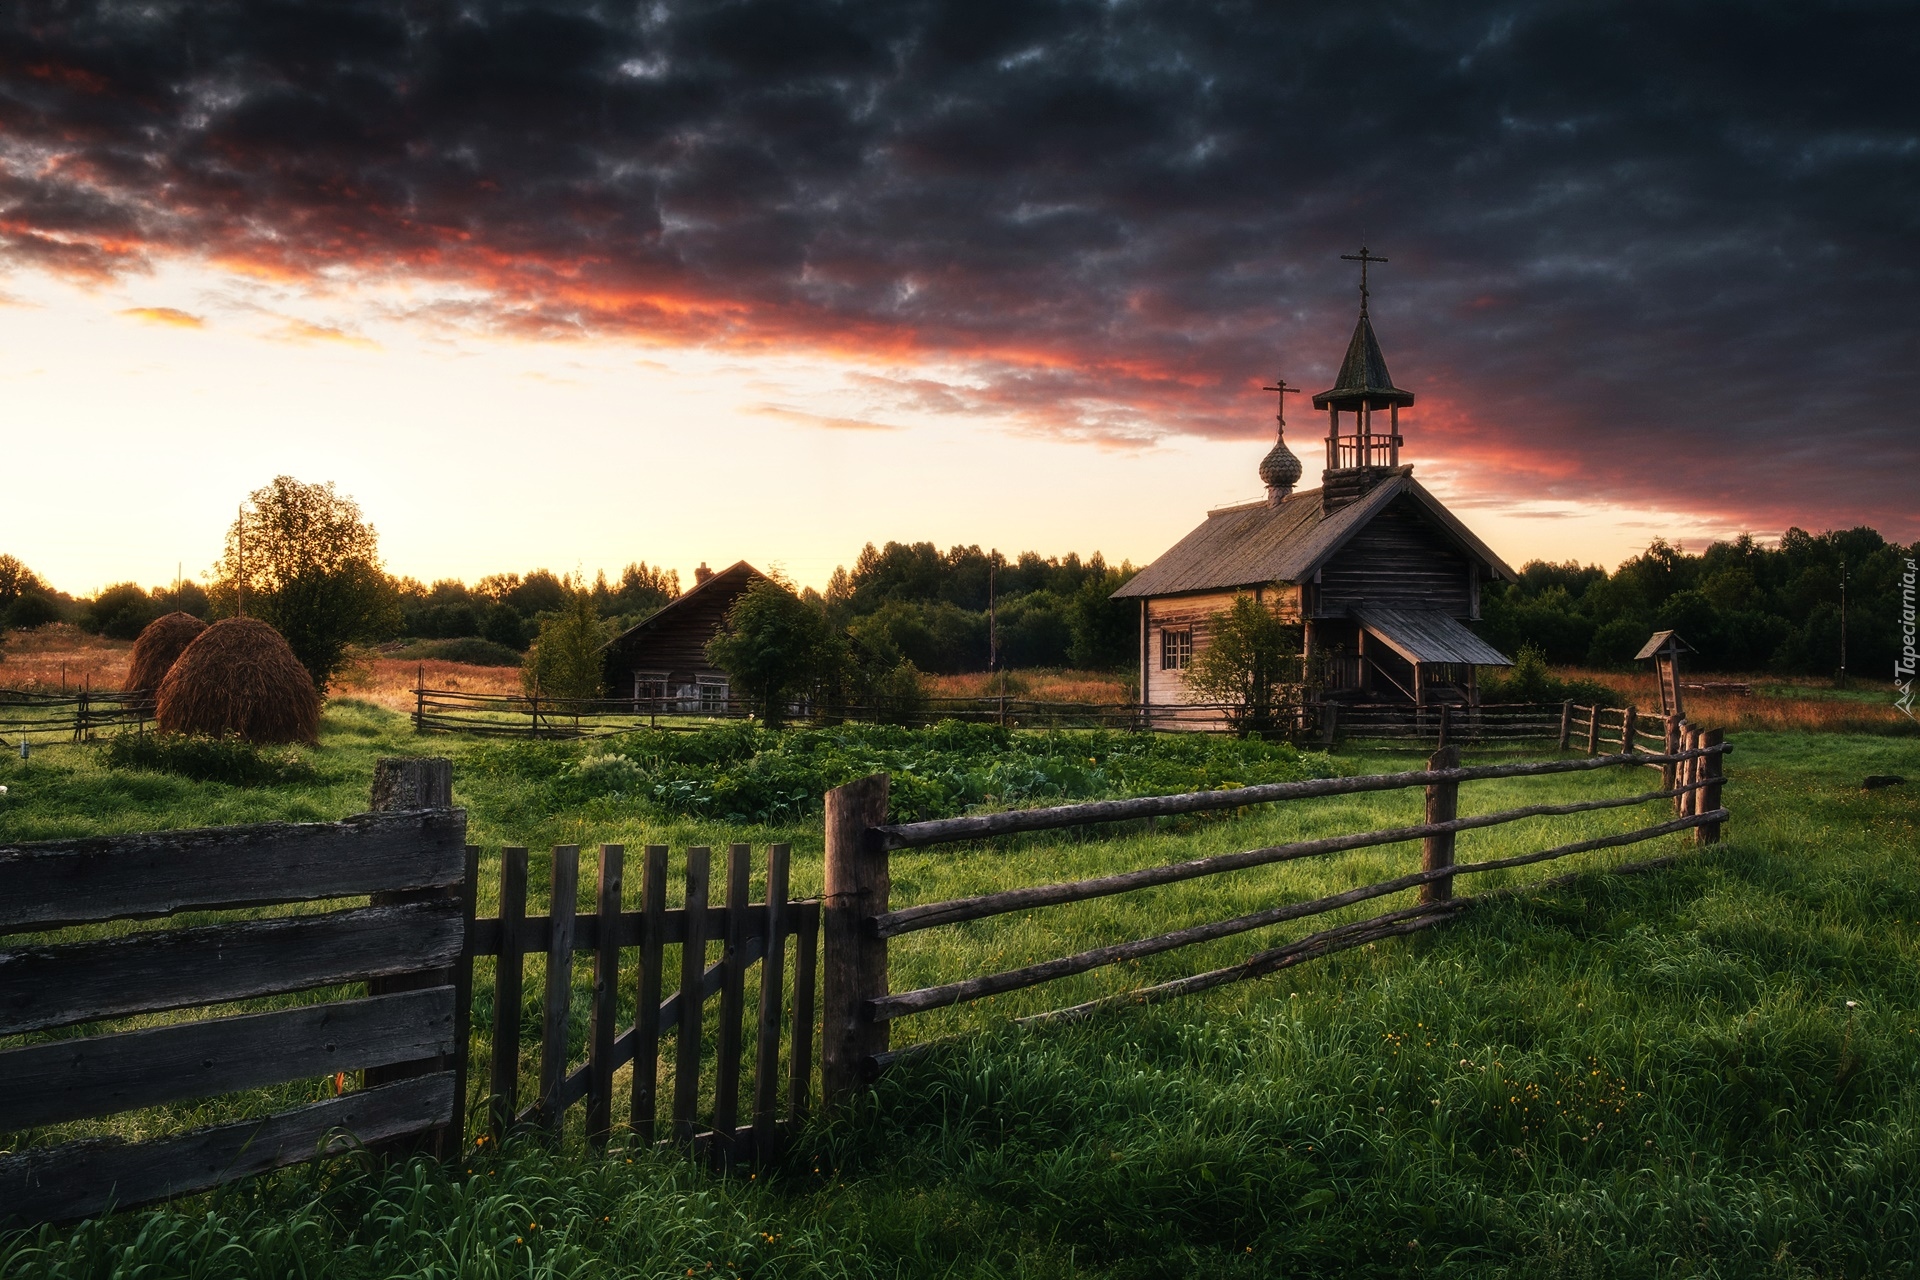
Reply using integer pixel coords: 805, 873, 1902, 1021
1697, 728, 1725, 844
1436, 703, 1451, 750
414, 664, 425, 732
1420, 745, 1461, 904
1622, 706, 1638, 755
1585, 705, 1600, 754
365, 759, 460, 1124
1557, 700, 1572, 751
821, 773, 890, 1107
1663, 717, 1681, 808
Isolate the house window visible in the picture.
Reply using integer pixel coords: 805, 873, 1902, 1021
632, 671, 668, 707
1161, 628, 1192, 670
696, 675, 730, 714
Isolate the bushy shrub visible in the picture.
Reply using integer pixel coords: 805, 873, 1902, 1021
103, 732, 317, 786
1481, 645, 1622, 706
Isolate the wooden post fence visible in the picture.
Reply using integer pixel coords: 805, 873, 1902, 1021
821, 773, 891, 1107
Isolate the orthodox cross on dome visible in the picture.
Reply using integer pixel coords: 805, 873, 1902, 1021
1257, 375, 1303, 504
1340, 246, 1388, 317
1260, 376, 1299, 425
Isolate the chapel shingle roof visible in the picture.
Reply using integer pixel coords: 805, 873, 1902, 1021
1109, 470, 1514, 599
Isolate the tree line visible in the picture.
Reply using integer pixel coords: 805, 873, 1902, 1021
1478, 527, 1907, 676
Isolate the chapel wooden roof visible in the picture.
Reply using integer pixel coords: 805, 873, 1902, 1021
1110, 469, 1515, 599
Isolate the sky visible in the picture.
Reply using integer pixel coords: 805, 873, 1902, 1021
2, 0, 1915, 597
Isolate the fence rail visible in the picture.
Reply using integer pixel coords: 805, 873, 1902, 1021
0, 688, 148, 744
822, 724, 1729, 1089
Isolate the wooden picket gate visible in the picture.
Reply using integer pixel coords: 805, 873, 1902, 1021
476, 840, 819, 1161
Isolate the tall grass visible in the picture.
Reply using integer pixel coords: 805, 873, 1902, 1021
4, 716, 1917, 1276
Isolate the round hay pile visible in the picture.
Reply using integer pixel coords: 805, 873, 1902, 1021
156, 618, 321, 744
123, 612, 208, 696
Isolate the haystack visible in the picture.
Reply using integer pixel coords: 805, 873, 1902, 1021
123, 612, 208, 697
156, 617, 321, 744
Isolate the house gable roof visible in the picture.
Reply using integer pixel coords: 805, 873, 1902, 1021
1110, 470, 1514, 600
602, 560, 767, 651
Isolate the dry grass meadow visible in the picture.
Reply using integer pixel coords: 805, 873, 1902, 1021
2, 625, 1908, 734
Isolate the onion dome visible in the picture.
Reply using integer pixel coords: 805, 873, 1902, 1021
1259, 428, 1302, 503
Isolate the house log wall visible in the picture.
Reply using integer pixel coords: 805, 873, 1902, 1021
1143, 586, 1301, 708
1315, 498, 1474, 619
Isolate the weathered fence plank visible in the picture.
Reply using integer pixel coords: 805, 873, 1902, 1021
1420, 745, 1461, 904
538, 846, 579, 1139
489, 846, 529, 1140
586, 844, 624, 1148
711, 843, 751, 1160
0, 810, 468, 933
0, 1073, 454, 1228
0, 901, 463, 1036
0, 987, 454, 1132
632, 844, 668, 1141
674, 847, 710, 1141
752, 843, 792, 1157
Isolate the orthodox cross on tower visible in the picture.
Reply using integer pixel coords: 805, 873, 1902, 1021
1340, 246, 1388, 317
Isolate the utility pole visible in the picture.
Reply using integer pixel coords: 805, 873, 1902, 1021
1839, 558, 1848, 682
987, 549, 998, 672
236, 506, 247, 618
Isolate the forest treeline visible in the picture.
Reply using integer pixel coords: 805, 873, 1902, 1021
1477, 526, 1908, 676
2, 523, 1907, 679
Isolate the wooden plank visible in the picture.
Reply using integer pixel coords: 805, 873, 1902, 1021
871, 749, 1723, 849
710, 844, 751, 1162
1419, 745, 1461, 903
538, 846, 579, 1139
489, 846, 528, 1140
586, 844, 623, 1148
789, 909, 817, 1124
631, 845, 667, 1142
873, 784, 1702, 938
871, 809, 1727, 1022
445, 845, 479, 1157
752, 843, 791, 1157
0, 901, 463, 1036
0, 1074, 453, 1229
674, 847, 710, 1141
0, 987, 454, 1132
821, 774, 890, 1106
0, 810, 468, 934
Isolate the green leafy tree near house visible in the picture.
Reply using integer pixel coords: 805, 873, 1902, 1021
213, 477, 401, 692
706, 577, 836, 728
522, 583, 610, 703
1183, 594, 1304, 736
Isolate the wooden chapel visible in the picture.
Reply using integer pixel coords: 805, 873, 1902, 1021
1113, 250, 1516, 725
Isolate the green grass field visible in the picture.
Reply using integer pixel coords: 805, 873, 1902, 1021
3, 705, 1917, 1277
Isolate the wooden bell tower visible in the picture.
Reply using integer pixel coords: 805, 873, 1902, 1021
1312, 247, 1416, 512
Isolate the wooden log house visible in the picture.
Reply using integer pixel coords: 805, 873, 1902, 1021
601, 561, 768, 712
1113, 251, 1515, 726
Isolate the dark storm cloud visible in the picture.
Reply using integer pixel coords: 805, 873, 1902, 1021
3, 0, 1916, 537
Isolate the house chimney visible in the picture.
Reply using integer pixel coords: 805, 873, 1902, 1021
694, 562, 713, 585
